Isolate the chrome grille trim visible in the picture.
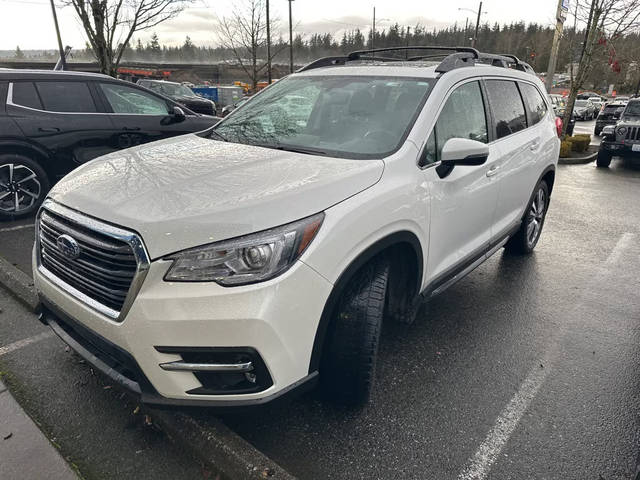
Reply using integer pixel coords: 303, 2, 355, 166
36, 199, 150, 322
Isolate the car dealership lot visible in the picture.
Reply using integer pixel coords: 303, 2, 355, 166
1, 160, 639, 479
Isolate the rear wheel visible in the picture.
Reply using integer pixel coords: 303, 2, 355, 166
321, 258, 389, 406
0, 154, 49, 220
505, 180, 549, 255
596, 149, 612, 168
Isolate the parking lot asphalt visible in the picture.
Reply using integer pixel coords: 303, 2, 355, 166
1, 120, 639, 479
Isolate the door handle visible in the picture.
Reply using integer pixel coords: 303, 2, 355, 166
530, 139, 541, 151
122, 126, 141, 131
38, 127, 60, 133
486, 165, 500, 177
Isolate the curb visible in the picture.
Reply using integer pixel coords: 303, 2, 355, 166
0, 256, 296, 480
558, 151, 598, 165
151, 410, 296, 480
0, 256, 38, 312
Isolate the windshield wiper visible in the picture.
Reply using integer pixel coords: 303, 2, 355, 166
209, 129, 228, 142
256, 143, 328, 156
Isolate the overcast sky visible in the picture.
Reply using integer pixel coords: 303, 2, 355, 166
0, 0, 561, 50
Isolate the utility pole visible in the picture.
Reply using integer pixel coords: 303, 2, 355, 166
266, 0, 272, 83
288, 0, 294, 73
49, 0, 66, 70
545, 0, 570, 93
472, 1, 483, 48
464, 18, 469, 45
406, 26, 410, 58
372, 7, 376, 51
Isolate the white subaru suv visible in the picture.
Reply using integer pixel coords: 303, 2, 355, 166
34, 47, 560, 407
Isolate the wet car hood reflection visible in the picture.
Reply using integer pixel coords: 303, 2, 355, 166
48, 134, 385, 259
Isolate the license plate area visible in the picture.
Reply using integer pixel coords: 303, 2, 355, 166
632, 144, 640, 152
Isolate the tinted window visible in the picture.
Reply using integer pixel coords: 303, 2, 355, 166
423, 81, 487, 164
100, 83, 169, 115
520, 83, 548, 125
35, 82, 97, 113
485, 80, 527, 139
12, 82, 43, 110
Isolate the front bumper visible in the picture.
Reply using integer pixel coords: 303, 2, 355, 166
35, 257, 332, 406
600, 140, 640, 156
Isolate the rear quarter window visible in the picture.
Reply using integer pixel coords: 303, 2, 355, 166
520, 83, 548, 126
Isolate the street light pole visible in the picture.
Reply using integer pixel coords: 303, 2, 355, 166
288, 0, 294, 73
266, 0, 272, 83
372, 7, 376, 51
545, 0, 569, 93
472, 1, 482, 48
49, 0, 66, 70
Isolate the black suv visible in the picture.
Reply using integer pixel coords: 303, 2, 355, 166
0, 70, 219, 219
595, 101, 626, 136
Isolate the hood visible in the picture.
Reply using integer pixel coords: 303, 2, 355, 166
48, 135, 384, 259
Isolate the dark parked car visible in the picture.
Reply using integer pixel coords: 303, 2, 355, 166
595, 101, 626, 135
137, 79, 216, 116
549, 94, 575, 136
0, 70, 219, 219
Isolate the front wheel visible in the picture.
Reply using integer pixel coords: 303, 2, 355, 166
505, 180, 549, 255
321, 258, 389, 406
596, 149, 612, 168
0, 154, 49, 220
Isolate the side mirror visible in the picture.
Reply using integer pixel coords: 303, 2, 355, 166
436, 138, 489, 178
171, 106, 186, 122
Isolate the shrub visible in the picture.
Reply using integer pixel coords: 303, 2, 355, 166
560, 140, 572, 157
566, 135, 591, 153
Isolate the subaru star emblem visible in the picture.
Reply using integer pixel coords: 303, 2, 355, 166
56, 234, 81, 260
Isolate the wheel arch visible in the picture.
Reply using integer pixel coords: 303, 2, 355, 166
541, 165, 556, 195
308, 230, 424, 374
0, 141, 53, 179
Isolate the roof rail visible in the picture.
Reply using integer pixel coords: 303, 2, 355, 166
296, 46, 538, 75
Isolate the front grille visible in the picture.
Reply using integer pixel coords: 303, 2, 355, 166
625, 126, 640, 142
37, 202, 148, 320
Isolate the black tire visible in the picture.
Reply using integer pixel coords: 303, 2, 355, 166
0, 154, 49, 220
596, 149, 612, 168
505, 180, 549, 255
321, 258, 389, 406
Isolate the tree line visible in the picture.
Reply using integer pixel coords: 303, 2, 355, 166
7, 20, 640, 92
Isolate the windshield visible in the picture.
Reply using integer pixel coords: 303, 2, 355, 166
624, 102, 640, 116
213, 75, 434, 159
575, 100, 588, 107
148, 82, 195, 98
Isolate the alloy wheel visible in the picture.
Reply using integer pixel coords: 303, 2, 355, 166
0, 163, 42, 213
526, 187, 546, 248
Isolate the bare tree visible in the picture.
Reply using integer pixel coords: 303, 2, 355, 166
215, 0, 281, 90
562, 0, 640, 134
63, 0, 192, 76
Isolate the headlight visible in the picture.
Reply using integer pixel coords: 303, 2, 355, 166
163, 213, 324, 285
617, 126, 627, 136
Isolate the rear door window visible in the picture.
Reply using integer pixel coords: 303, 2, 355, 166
35, 81, 97, 113
484, 80, 527, 139
520, 83, 548, 126
11, 82, 43, 110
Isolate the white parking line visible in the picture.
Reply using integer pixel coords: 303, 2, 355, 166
0, 331, 53, 357
0, 224, 35, 233
457, 232, 636, 480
